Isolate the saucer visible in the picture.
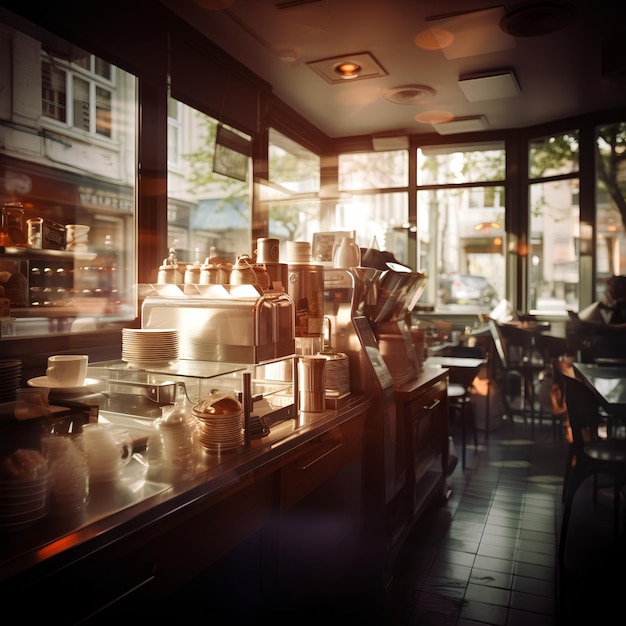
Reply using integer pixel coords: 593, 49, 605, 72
27, 376, 101, 394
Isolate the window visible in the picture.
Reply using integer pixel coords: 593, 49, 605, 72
595, 123, 626, 301
267, 129, 321, 257
416, 144, 506, 311
167, 99, 252, 266
167, 96, 182, 167
41, 53, 113, 138
527, 132, 580, 313
337, 149, 409, 258
1, 18, 136, 337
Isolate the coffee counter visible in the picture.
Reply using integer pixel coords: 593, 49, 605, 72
0, 394, 372, 622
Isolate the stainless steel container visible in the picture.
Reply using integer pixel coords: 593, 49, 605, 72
287, 263, 324, 339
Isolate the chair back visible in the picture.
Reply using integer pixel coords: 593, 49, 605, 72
488, 319, 509, 370
563, 375, 608, 452
534, 333, 568, 364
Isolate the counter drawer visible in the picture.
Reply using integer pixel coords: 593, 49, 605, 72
407, 379, 447, 482
279, 414, 365, 510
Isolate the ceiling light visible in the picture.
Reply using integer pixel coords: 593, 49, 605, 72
307, 52, 387, 84
372, 136, 410, 151
459, 70, 520, 101
384, 85, 436, 105
500, 2, 575, 37
415, 110, 455, 125
334, 62, 362, 79
432, 115, 489, 135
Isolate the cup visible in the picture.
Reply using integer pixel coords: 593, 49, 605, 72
298, 355, 327, 412
14, 387, 50, 421
334, 237, 361, 269
286, 241, 312, 264
46, 354, 88, 387
80, 423, 133, 482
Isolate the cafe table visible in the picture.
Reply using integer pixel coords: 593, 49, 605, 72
425, 355, 487, 467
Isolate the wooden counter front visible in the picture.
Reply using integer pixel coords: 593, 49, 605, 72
0, 397, 370, 622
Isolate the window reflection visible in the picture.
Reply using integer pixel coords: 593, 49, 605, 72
166, 98, 251, 268
0, 17, 136, 336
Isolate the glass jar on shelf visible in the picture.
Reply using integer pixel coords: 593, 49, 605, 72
0, 202, 27, 246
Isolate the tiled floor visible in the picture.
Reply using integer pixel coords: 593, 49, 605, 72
384, 412, 626, 625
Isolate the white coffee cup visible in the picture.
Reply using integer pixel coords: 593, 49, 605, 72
46, 354, 88, 387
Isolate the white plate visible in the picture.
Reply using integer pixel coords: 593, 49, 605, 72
27, 377, 102, 394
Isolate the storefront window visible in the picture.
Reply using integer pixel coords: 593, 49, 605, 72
527, 132, 580, 313
0, 18, 136, 337
416, 144, 505, 311
336, 149, 409, 259
166, 99, 252, 267
267, 129, 321, 256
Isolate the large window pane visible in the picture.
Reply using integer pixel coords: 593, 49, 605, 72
529, 132, 579, 178
527, 132, 580, 314
528, 179, 580, 311
418, 144, 505, 185
336, 192, 409, 261
0, 18, 136, 337
417, 145, 505, 311
167, 101, 251, 268
595, 123, 626, 301
339, 150, 408, 190
267, 129, 320, 256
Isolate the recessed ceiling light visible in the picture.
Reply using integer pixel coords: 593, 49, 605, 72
432, 115, 489, 135
307, 52, 387, 84
334, 62, 362, 79
384, 85, 437, 105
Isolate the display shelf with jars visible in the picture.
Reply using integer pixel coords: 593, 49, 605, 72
0, 245, 121, 321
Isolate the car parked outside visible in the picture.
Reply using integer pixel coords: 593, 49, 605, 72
439, 274, 498, 307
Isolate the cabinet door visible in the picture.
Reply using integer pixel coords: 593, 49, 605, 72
407, 379, 448, 515
273, 415, 368, 613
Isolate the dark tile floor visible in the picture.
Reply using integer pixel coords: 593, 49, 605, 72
384, 413, 626, 625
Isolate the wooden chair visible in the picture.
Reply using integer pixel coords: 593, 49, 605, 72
488, 319, 544, 434
559, 374, 626, 567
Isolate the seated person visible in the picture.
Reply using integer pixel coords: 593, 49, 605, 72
575, 275, 626, 329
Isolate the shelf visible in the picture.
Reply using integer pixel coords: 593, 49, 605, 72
1, 246, 98, 262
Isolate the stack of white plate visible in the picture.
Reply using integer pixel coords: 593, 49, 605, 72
0, 360, 22, 403
192, 395, 244, 452
0, 449, 49, 532
122, 328, 180, 367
